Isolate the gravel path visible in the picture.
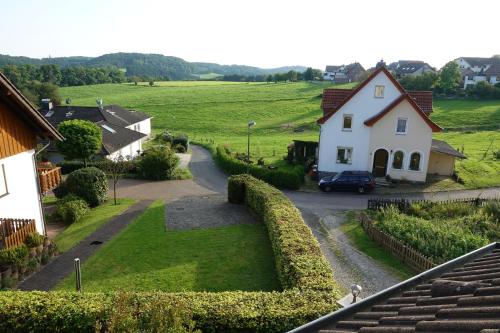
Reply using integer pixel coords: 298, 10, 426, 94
19, 200, 153, 291
166, 194, 256, 230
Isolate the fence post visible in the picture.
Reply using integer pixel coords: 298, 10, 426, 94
74, 258, 82, 292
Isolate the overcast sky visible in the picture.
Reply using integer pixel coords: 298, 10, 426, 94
1, 0, 498, 70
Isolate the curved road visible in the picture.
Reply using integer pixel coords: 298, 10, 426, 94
188, 145, 500, 295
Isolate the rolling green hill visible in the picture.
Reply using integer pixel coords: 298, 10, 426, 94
0, 53, 308, 80
59, 81, 500, 188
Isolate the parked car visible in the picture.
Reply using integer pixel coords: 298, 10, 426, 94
318, 171, 376, 194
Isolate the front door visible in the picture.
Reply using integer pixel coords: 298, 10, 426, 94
372, 149, 388, 177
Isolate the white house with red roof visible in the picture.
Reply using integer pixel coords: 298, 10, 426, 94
316, 66, 464, 183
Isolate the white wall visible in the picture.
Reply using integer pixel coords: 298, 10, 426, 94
368, 99, 433, 182
0, 150, 44, 234
318, 71, 402, 174
107, 139, 142, 160
127, 118, 151, 138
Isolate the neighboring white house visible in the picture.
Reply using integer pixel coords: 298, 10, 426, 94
454, 57, 500, 88
323, 63, 366, 83
41, 102, 152, 162
317, 66, 464, 183
0, 72, 63, 236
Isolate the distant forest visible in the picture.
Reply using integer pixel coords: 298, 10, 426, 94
0, 53, 309, 81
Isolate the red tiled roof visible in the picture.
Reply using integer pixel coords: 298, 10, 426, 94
364, 94, 441, 132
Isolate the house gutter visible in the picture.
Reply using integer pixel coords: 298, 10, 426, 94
287, 242, 500, 333
34, 140, 51, 236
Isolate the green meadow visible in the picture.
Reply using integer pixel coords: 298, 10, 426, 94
60, 81, 500, 188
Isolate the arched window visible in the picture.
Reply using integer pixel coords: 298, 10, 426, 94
409, 152, 421, 171
392, 151, 404, 169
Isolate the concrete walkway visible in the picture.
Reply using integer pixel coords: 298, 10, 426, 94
19, 200, 152, 291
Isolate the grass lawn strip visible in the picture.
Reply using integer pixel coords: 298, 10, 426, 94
56, 200, 280, 292
54, 198, 136, 253
340, 211, 416, 280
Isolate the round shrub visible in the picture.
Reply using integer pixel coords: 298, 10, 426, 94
138, 146, 179, 180
24, 233, 44, 248
53, 180, 68, 199
56, 196, 89, 224
173, 143, 186, 153
0, 244, 28, 268
66, 167, 108, 207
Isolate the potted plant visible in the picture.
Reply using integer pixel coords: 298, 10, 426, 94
25, 233, 44, 256
0, 244, 28, 282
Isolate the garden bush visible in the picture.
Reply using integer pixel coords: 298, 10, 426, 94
24, 233, 44, 248
138, 146, 179, 180
0, 244, 28, 268
53, 180, 68, 199
227, 174, 246, 204
375, 206, 489, 264
65, 167, 108, 207
216, 145, 304, 190
56, 195, 89, 224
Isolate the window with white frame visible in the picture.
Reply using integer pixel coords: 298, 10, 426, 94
336, 147, 353, 164
342, 114, 352, 130
392, 151, 404, 169
409, 152, 421, 171
374, 85, 385, 98
396, 118, 407, 134
0, 164, 8, 197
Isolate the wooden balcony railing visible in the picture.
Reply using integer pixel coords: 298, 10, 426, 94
0, 218, 36, 249
37, 166, 62, 194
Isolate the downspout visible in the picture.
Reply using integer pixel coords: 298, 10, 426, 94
34, 140, 51, 236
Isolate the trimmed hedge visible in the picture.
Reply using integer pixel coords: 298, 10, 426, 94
229, 174, 339, 293
215, 145, 304, 190
0, 175, 340, 332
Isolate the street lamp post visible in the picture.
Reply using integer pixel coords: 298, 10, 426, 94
247, 121, 256, 174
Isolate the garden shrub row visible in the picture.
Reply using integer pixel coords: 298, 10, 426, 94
0, 175, 339, 332
214, 144, 304, 190
228, 174, 340, 293
374, 206, 490, 264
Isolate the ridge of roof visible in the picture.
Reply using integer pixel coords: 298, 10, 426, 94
0, 72, 63, 140
317, 67, 406, 125
363, 94, 441, 132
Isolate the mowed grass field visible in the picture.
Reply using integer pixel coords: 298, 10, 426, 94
56, 200, 280, 292
60, 81, 500, 187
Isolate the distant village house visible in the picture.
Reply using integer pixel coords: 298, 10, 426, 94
388, 60, 435, 79
455, 56, 500, 88
323, 63, 366, 83
41, 101, 151, 163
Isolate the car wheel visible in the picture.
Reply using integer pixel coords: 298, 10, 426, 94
323, 186, 332, 192
357, 187, 365, 194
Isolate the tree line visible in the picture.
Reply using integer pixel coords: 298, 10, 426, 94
220, 67, 323, 82
399, 61, 500, 99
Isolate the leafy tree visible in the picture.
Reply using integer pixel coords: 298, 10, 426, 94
100, 156, 131, 205
437, 61, 461, 95
56, 120, 102, 165
304, 67, 314, 81
266, 74, 273, 83
287, 70, 298, 82
149, 80, 155, 86
39, 64, 62, 85
399, 72, 439, 91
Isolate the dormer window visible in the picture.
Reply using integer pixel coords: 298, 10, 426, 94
396, 118, 407, 134
342, 114, 352, 131
374, 85, 385, 98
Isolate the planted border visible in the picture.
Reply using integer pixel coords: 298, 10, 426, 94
0, 176, 340, 332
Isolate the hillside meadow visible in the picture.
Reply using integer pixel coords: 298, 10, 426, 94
59, 81, 500, 188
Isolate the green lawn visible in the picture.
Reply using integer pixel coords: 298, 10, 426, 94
56, 200, 280, 292
340, 212, 415, 280
60, 81, 500, 188
54, 198, 136, 253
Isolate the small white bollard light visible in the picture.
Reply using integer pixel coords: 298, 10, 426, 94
337, 283, 363, 308
350, 284, 362, 303
74, 258, 82, 292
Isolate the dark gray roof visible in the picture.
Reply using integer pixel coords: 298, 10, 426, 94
431, 139, 466, 159
325, 65, 342, 72
99, 121, 146, 154
289, 242, 500, 333
460, 57, 493, 68
42, 104, 149, 156
388, 60, 434, 75
41, 105, 150, 128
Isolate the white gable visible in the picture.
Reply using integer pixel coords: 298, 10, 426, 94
318, 71, 403, 173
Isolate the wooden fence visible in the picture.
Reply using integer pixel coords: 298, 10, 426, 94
359, 213, 435, 272
367, 197, 497, 212
0, 218, 36, 249
38, 166, 62, 194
